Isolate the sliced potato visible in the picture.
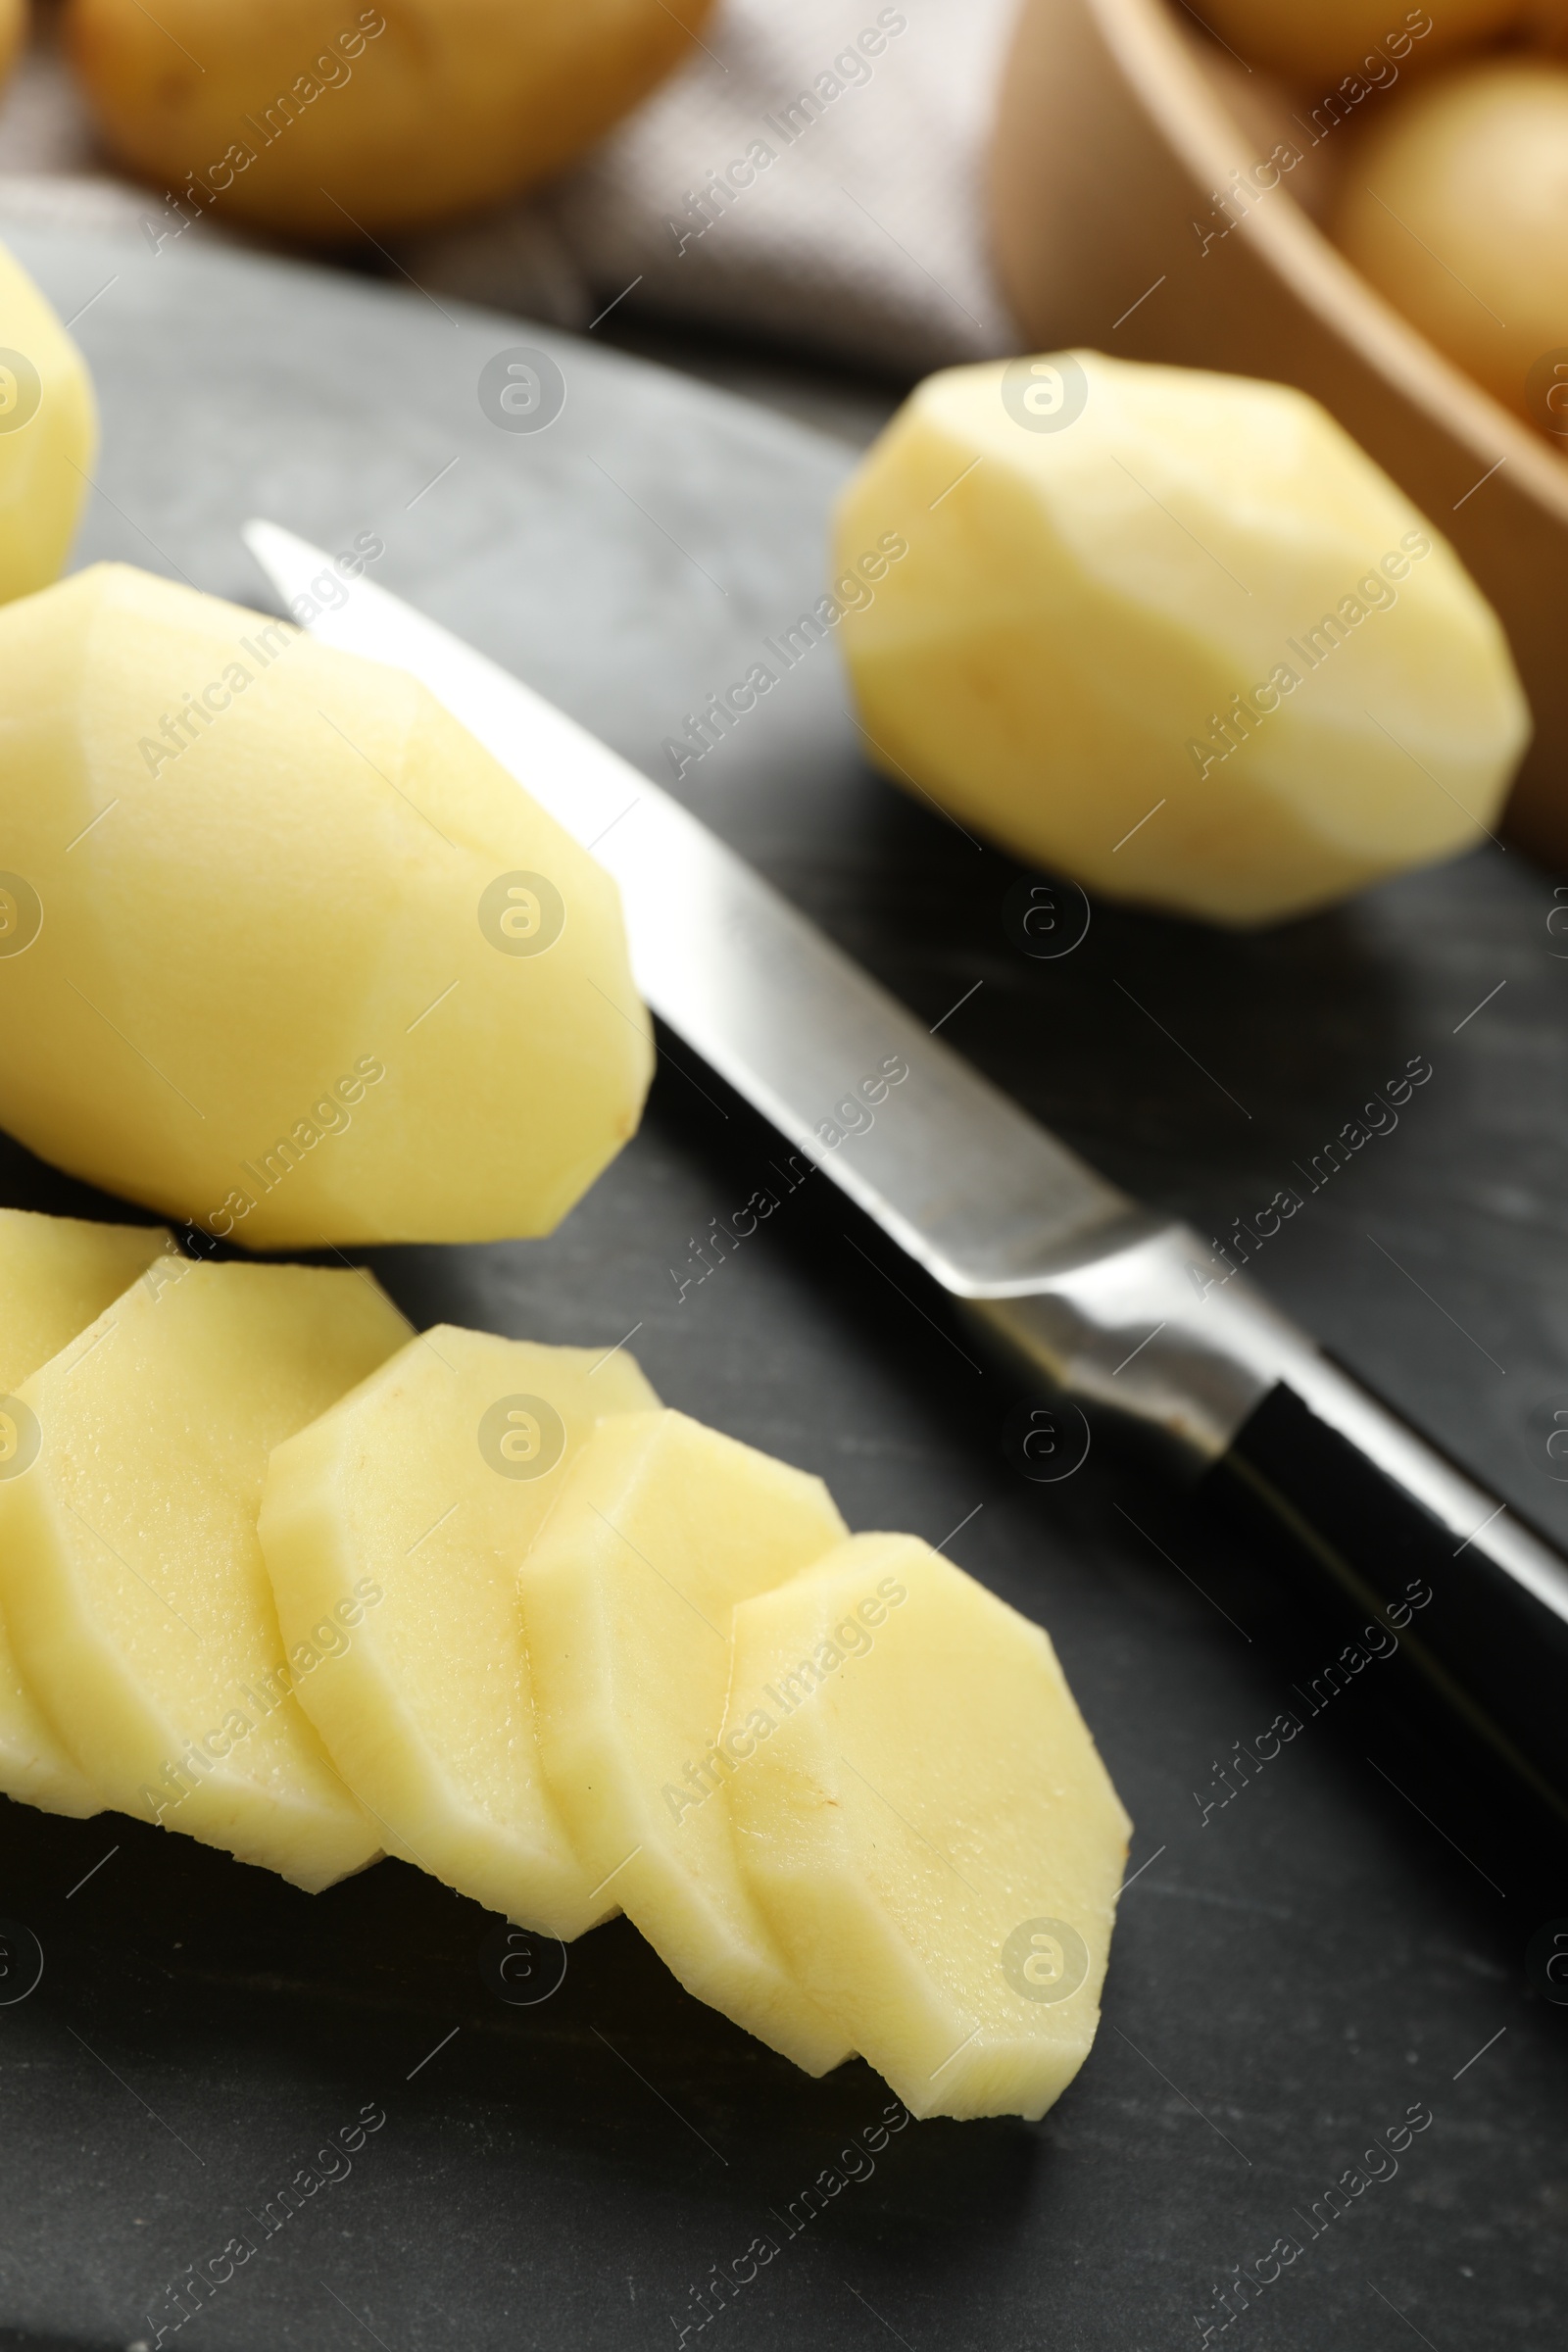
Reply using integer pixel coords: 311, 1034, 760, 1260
0, 1259, 410, 1887
260, 1325, 660, 1936
0, 564, 651, 1245
836, 352, 1528, 924
524, 1408, 853, 2073
0, 236, 96, 607
725, 1534, 1131, 2121
0, 1208, 171, 1817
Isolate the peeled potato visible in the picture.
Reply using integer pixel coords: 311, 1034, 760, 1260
65, 0, 717, 240
836, 352, 1528, 924
0, 238, 96, 607
1199, 0, 1517, 84
0, 564, 651, 1246
260, 1326, 660, 1937
1334, 60, 1568, 431
0, 1209, 171, 1818
523, 1409, 853, 2074
0, 1259, 410, 1887
725, 1535, 1131, 2123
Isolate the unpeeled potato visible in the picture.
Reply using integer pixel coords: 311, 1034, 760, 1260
1199, 0, 1519, 85
0, 1, 24, 89
64, 0, 717, 239
1334, 59, 1568, 430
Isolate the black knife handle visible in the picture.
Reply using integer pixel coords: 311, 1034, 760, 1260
1204, 1373, 1568, 1818
966, 1225, 1568, 1820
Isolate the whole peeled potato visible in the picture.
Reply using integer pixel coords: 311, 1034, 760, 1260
64, 0, 716, 238
0, 238, 96, 606
0, 564, 652, 1246
1199, 0, 1518, 85
834, 353, 1527, 926
1334, 59, 1568, 430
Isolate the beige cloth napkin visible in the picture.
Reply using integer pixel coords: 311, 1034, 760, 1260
0, 0, 1023, 377
400, 0, 1023, 375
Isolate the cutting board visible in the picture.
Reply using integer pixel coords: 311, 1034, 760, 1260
0, 222, 1564, 2352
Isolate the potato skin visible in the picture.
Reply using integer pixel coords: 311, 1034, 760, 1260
65, 0, 717, 237
0, 0, 24, 91
1199, 0, 1518, 86
1334, 59, 1568, 426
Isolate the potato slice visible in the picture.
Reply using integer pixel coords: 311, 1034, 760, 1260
0, 1258, 410, 1887
0, 238, 96, 608
725, 1535, 1131, 2121
524, 1409, 853, 2073
0, 1209, 172, 1816
260, 1326, 660, 1936
835, 351, 1528, 924
0, 563, 652, 1246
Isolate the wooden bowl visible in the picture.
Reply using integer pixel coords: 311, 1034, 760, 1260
990, 0, 1568, 867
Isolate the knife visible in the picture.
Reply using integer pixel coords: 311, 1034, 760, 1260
245, 519, 1568, 1821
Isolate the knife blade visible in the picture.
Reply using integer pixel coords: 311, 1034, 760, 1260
245, 518, 1568, 1819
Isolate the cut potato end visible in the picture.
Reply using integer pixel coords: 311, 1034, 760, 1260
0, 1208, 173, 1818
0, 1259, 411, 1888
726, 1534, 1132, 2121
835, 352, 1528, 924
525, 1409, 854, 2074
260, 1325, 661, 1937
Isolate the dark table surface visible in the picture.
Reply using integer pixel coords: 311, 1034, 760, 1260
0, 222, 1564, 2352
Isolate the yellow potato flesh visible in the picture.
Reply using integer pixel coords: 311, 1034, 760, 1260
0, 1259, 411, 1888
1199, 0, 1516, 84
524, 1409, 853, 2073
835, 352, 1528, 924
259, 1325, 660, 1937
66, 0, 717, 239
0, 238, 96, 606
1334, 60, 1568, 428
0, 564, 652, 1245
0, 1208, 172, 1816
725, 1535, 1131, 2122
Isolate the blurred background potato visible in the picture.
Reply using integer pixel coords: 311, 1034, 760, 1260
1200, 0, 1522, 83
1333, 56, 1568, 421
62, 0, 719, 238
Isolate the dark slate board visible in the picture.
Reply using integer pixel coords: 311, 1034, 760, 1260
0, 223, 1564, 2352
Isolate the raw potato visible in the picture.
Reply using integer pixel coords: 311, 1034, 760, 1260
836, 352, 1528, 924
0, 1208, 171, 1816
0, 238, 96, 607
1334, 60, 1568, 428
65, 0, 717, 240
0, 3, 22, 89
0, 564, 652, 1246
260, 1326, 660, 1937
0, 1259, 411, 1888
1198, 0, 1516, 84
524, 1409, 853, 2073
725, 1535, 1131, 2122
